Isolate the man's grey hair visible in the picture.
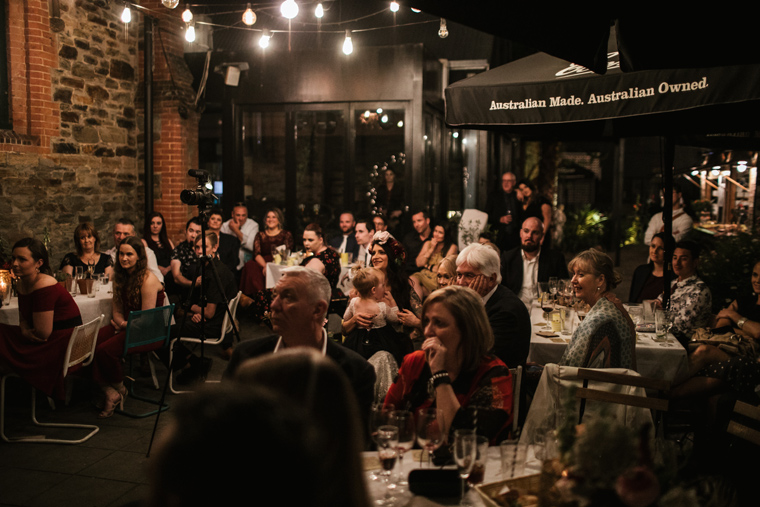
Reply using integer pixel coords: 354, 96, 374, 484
281, 266, 331, 320
457, 243, 502, 284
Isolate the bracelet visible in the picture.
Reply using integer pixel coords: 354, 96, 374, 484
737, 317, 747, 329
431, 371, 451, 388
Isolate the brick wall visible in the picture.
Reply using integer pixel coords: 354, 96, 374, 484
0, 0, 199, 266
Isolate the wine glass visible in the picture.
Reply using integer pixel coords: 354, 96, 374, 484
453, 429, 477, 506
467, 435, 489, 488
376, 425, 399, 506
389, 410, 415, 488
416, 407, 444, 467
548, 277, 559, 297
541, 295, 555, 328
369, 403, 394, 480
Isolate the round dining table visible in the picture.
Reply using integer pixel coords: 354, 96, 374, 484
0, 283, 113, 328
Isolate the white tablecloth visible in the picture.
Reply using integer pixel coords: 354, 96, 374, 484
266, 262, 353, 293
0, 284, 113, 328
526, 304, 689, 383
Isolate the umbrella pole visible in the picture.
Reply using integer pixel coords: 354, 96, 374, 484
661, 137, 675, 309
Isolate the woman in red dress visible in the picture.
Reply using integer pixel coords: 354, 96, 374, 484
0, 238, 82, 400
93, 236, 164, 417
239, 207, 294, 296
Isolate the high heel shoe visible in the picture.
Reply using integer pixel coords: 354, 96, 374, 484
98, 386, 126, 418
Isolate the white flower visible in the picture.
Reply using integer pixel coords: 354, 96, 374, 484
373, 231, 391, 244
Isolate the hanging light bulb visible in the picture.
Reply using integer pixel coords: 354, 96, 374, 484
342, 30, 353, 55
185, 23, 196, 42
121, 5, 132, 23
242, 4, 257, 26
390, 1, 399, 12
438, 18, 449, 38
259, 29, 271, 49
161, 0, 180, 8
315, 3, 324, 18
281, 0, 299, 19
182, 6, 193, 23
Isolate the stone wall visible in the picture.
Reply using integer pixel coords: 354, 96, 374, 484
0, 0, 198, 268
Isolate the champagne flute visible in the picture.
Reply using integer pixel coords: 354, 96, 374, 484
453, 429, 477, 506
416, 407, 444, 467
376, 425, 399, 506
389, 410, 415, 488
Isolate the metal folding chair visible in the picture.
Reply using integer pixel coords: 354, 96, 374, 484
169, 293, 241, 394
117, 304, 174, 418
0, 314, 105, 444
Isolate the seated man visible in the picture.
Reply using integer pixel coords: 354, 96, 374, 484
501, 217, 569, 306
329, 211, 359, 257
220, 203, 259, 272
106, 217, 164, 284
169, 217, 202, 299
224, 266, 376, 428
402, 210, 432, 274
659, 239, 712, 341
208, 207, 242, 276
455, 243, 532, 368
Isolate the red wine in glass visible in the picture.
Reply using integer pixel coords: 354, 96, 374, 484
467, 463, 485, 485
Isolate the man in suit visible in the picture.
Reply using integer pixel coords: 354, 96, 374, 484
224, 266, 376, 428
329, 212, 360, 258
485, 171, 521, 253
455, 243, 532, 368
208, 208, 241, 277
354, 218, 375, 268
501, 217, 569, 306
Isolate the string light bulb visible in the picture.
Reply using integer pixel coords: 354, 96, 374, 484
161, 0, 179, 8
315, 2, 323, 18
281, 0, 299, 19
342, 30, 353, 55
121, 5, 132, 23
438, 18, 449, 38
242, 4, 257, 26
182, 6, 193, 23
185, 23, 196, 42
259, 29, 271, 49
390, 1, 399, 12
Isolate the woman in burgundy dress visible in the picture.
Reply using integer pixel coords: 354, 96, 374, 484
93, 236, 164, 417
239, 208, 294, 296
0, 238, 82, 400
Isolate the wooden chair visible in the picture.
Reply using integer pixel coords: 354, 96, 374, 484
169, 293, 241, 394
727, 400, 760, 446
0, 314, 105, 444
575, 368, 670, 425
117, 304, 175, 418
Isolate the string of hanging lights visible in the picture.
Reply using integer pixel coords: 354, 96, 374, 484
117, 2, 449, 50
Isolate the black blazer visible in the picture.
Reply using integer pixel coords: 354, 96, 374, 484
500, 247, 569, 296
218, 232, 241, 273
224, 334, 376, 431
485, 285, 533, 368
329, 233, 360, 258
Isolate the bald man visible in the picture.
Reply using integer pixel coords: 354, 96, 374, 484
500, 217, 569, 306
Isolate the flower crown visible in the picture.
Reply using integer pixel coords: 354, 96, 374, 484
372, 231, 406, 266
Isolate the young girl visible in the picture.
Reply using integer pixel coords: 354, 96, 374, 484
343, 268, 407, 364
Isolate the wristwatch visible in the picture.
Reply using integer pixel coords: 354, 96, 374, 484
737, 317, 747, 329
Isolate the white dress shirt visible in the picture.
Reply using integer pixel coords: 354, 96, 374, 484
518, 249, 541, 306
221, 218, 259, 270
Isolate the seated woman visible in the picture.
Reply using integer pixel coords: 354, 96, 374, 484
59, 222, 113, 278
93, 236, 165, 418
517, 179, 553, 248
559, 249, 636, 369
671, 260, 760, 401
0, 238, 83, 400
143, 211, 174, 279
416, 222, 458, 272
435, 254, 458, 289
628, 232, 675, 303
239, 207, 294, 296
301, 223, 341, 290
384, 285, 513, 444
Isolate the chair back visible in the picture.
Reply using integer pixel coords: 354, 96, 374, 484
221, 292, 242, 337
509, 365, 523, 436
727, 400, 760, 446
575, 368, 670, 424
63, 314, 105, 377
123, 304, 175, 356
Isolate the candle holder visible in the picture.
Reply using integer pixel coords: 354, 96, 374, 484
0, 269, 12, 305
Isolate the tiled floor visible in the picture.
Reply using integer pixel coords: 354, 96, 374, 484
0, 318, 273, 507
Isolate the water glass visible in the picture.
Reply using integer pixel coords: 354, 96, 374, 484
561, 307, 574, 335
467, 436, 489, 487
654, 309, 669, 342
499, 439, 527, 478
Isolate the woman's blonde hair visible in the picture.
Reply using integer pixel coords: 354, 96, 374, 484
568, 248, 622, 291
422, 285, 494, 372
